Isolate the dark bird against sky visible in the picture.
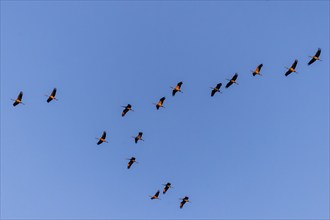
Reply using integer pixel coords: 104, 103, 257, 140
225, 73, 239, 88
285, 59, 298, 76
210, 83, 222, 97
308, 48, 322, 65
12, 91, 24, 107
171, 81, 183, 96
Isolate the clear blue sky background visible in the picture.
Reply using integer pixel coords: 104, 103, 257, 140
1, 1, 329, 219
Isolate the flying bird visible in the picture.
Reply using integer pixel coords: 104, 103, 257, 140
96, 131, 108, 145
308, 48, 322, 65
12, 91, 24, 107
127, 157, 137, 169
153, 97, 166, 110
179, 196, 190, 209
285, 59, 298, 76
149, 190, 160, 200
225, 73, 239, 88
46, 88, 58, 103
133, 132, 144, 144
210, 83, 222, 97
162, 182, 172, 194
122, 104, 134, 117
251, 64, 263, 76
171, 81, 183, 96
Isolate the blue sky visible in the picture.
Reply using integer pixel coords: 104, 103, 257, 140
1, 1, 329, 219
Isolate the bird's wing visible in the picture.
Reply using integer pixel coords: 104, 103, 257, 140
51, 88, 57, 97
291, 60, 298, 69
216, 83, 222, 89
101, 131, 106, 139
285, 70, 292, 76
17, 92, 23, 100
308, 58, 316, 65
211, 89, 216, 97
315, 48, 321, 57
122, 108, 128, 116
172, 89, 177, 96
225, 81, 233, 88
232, 73, 238, 81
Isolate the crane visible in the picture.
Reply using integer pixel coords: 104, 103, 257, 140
210, 83, 222, 97
179, 196, 190, 209
153, 97, 166, 110
46, 88, 58, 103
96, 131, 108, 145
285, 59, 298, 76
171, 81, 183, 96
133, 132, 144, 144
149, 190, 160, 200
225, 73, 239, 88
122, 104, 134, 117
127, 157, 137, 169
251, 64, 263, 76
308, 48, 322, 65
12, 91, 24, 107
162, 182, 173, 194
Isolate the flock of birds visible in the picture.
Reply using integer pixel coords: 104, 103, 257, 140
10, 48, 323, 209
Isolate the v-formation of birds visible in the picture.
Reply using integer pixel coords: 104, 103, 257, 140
11, 48, 322, 209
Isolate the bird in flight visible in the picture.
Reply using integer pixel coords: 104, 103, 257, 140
171, 81, 183, 96
12, 91, 24, 107
46, 88, 58, 103
133, 132, 144, 144
308, 48, 322, 65
162, 182, 173, 194
96, 131, 108, 145
154, 97, 166, 110
149, 190, 160, 200
251, 64, 263, 76
122, 104, 134, 117
225, 73, 239, 88
127, 157, 137, 169
210, 83, 222, 97
285, 59, 298, 76
179, 196, 190, 209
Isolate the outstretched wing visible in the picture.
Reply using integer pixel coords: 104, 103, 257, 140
315, 48, 321, 57
211, 89, 216, 97
122, 108, 128, 117
232, 73, 238, 81
101, 131, 106, 139
308, 57, 316, 65
225, 81, 233, 88
17, 91, 23, 100
285, 69, 292, 76
291, 59, 298, 69
180, 201, 185, 209
51, 88, 57, 97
